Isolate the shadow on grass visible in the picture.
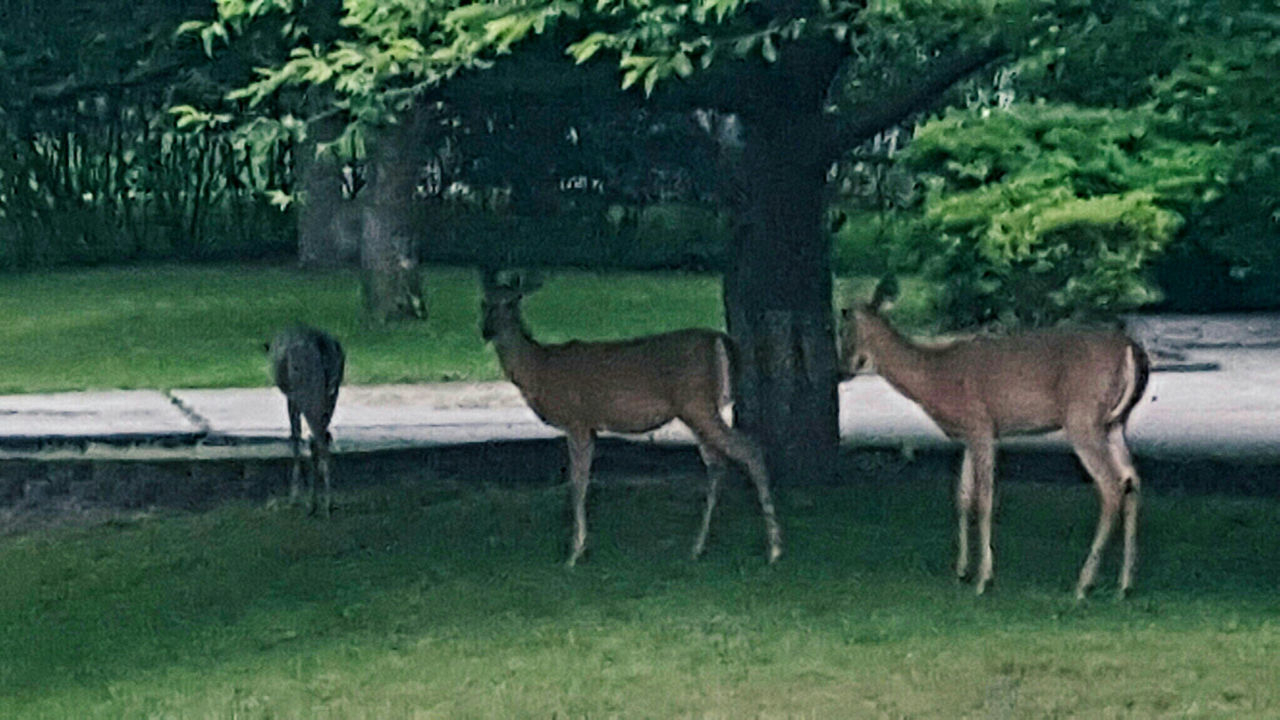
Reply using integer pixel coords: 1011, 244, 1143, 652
0, 447, 1277, 715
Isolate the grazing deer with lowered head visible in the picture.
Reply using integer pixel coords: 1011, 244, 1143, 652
268, 325, 346, 516
840, 281, 1149, 599
480, 269, 782, 566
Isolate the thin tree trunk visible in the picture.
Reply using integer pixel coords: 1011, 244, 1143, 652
297, 114, 360, 267
359, 111, 427, 322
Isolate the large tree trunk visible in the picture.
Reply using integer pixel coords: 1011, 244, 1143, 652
723, 110, 840, 486
360, 112, 427, 322
297, 114, 361, 267
720, 44, 845, 487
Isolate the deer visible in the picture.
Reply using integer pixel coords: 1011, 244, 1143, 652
839, 280, 1150, 599
267, 325, 346, 517
479, 269, 782, 567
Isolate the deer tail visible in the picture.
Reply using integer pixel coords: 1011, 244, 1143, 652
1108, 340, 1150, 425
714, 333, 736, 412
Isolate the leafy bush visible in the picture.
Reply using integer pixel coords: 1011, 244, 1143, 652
1154, 161, 1280, 311
0, 109, 296, 271
899, 103, 1229, 328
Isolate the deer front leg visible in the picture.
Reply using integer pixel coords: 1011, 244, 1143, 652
968, 437, 996, 595
956, 449, 976, 581
1069, 422, 1122, 600
566, 430, 595, 567
286, 401, 304, 506
691, 445, 726, 560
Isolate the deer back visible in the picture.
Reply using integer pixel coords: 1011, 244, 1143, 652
507, 329, 730, 434
929, 329, 1141, 436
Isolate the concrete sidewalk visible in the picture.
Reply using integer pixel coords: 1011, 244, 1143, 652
1, 314, 1278, 462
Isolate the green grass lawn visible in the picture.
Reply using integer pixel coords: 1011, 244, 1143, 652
0, 263, 726, 394
2, 458, 1278, 718
0, 262, 929, 394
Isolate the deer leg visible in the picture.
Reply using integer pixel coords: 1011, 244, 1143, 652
286, 401, 304, 506
956, 449, 976, 581
686, 413, 782, 563
1108, 425, 1141, 598
312, 431, 334, 518
692, 445, 727, 560
968, 437, 997, 595
1068, 421, 1122, 600
566, 429, 595, 567
306, 436, 323, 516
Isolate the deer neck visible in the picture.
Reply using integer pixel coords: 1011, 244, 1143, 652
491, 320, 544, 390
863, 316, 937, 400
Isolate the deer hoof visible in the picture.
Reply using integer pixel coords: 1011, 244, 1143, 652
767, 545, 783, 564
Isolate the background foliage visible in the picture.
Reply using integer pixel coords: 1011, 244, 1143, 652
1, 0, 1279, 323
831, 0, 1280, 326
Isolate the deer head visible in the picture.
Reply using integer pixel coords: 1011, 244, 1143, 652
838, 275, 899, 379
479, 268, 542, 341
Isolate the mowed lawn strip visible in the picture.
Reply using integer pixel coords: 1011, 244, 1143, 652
0, 264, 726, 393
1, 463, 1277, 718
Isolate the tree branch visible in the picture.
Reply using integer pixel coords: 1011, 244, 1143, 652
26, 61, 190, 110
827, 39, 1008, 155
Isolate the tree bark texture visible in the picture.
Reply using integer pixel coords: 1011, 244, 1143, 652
723, 109, 840, 487
297, 114, 361, 267
360, 112, 427, 322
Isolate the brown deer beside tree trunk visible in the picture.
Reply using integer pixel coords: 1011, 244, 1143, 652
840, 282, 1150, 599
480, 269, 783, 566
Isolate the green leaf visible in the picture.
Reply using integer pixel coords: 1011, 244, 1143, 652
174, 20, 207, 38
567, 32, 610, 64
643, 66, 660, 95
670, 52, 694, 77
761, 35, 777, 63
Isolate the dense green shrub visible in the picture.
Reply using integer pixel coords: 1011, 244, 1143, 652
899, 103, 1229, 328
1154, 162, 1280, 311
0, 113, 295, 271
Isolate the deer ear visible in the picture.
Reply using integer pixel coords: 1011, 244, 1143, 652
869, 275, 900, 311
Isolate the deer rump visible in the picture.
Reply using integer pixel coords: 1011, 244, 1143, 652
900, 329, 1149, 439
512, 329, 732, 435
271, 329, 345, 430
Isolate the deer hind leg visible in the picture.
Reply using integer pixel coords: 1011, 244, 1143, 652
286, 400, 305, 506
691, 445, 727, 560
966, 437, 997, 595
1108, 424, 1141, 597
566, 429, 595, 567
956, 449, 977, 581
685, 412, 782, 563
1068, 419, 1123, 600
311, 429, 334, 518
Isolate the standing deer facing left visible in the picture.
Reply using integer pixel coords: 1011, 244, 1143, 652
268, 325, 345, 516
840, 280, 1149, 599
480, 269, 782, 566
